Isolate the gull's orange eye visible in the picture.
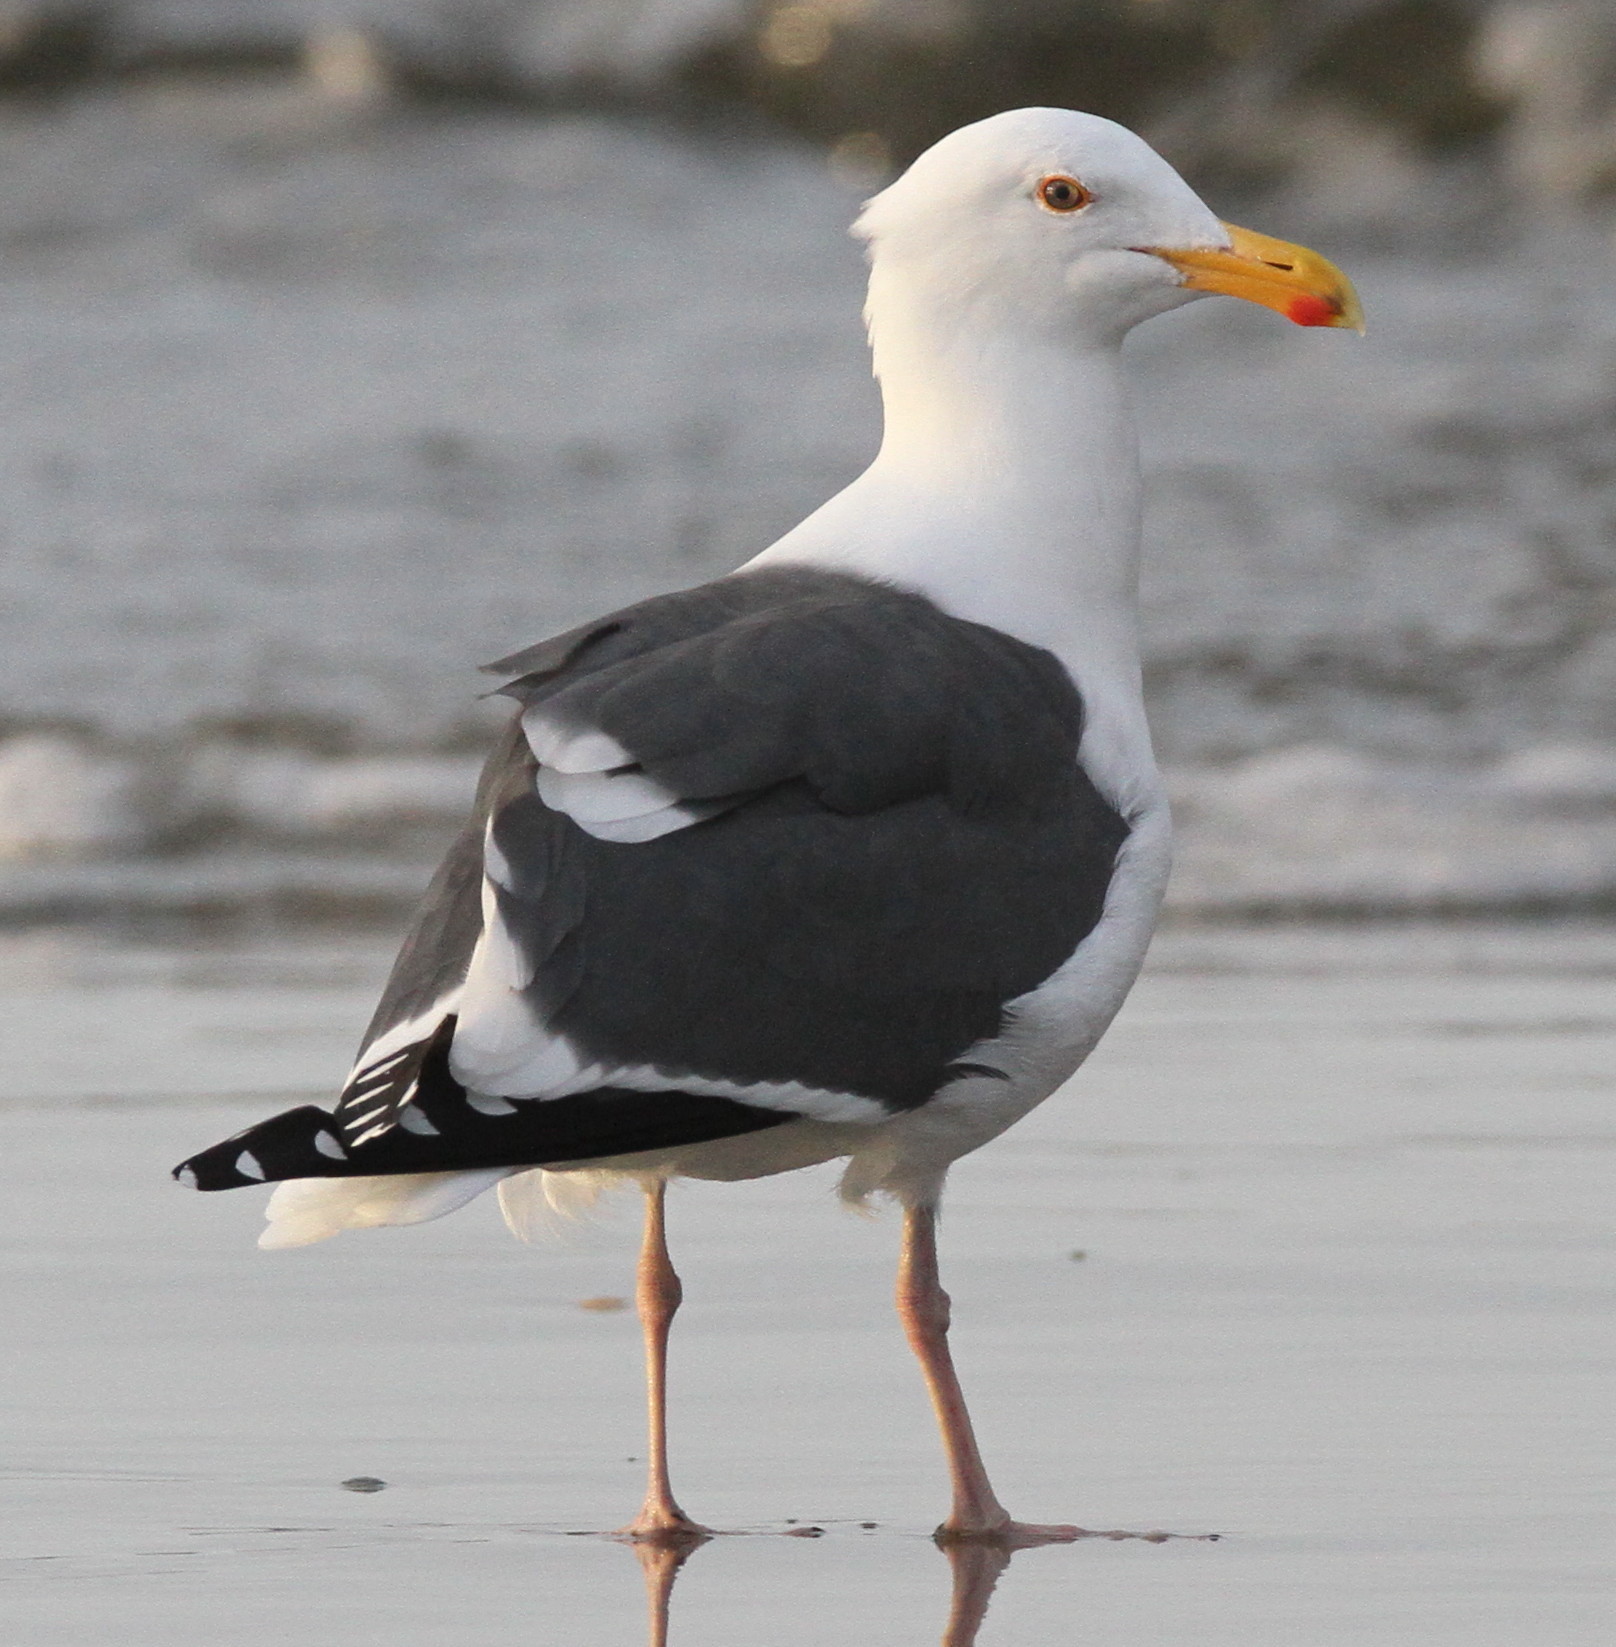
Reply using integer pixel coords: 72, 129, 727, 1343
1036, 175, 1093, 214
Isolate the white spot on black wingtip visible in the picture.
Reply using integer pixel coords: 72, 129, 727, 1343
174, 1165, 199, 1189
234, 1150, 266, 1181
313, 1131, 346, 1160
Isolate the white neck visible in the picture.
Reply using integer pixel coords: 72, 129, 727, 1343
751, 264, 1157, 806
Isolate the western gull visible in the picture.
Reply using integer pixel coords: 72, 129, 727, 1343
175, 107, 1361, 1547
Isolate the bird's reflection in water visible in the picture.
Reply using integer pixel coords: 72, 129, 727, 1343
625, 1524, 1189, 1646
631, 1533, 707, 1647
934, 1538, 1014, 1646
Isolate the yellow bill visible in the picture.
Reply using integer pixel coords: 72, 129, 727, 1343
1145, 223, 1365, 333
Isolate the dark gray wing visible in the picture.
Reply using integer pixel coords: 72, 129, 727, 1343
447, 567, 1128, 1114
176, 566, 1130, 1191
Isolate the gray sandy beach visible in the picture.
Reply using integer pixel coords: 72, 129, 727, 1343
4, 921, 1612, 1644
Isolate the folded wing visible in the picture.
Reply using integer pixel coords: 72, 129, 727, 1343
175, 566, 1129, 1192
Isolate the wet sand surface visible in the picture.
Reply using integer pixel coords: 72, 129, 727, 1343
2, 922, 1613, 1644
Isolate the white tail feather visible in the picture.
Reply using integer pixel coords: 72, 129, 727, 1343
496, 1167, 619, 1242
258, 1168, 513, 1249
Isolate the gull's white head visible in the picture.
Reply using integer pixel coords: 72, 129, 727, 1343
857, 107, 1362, 348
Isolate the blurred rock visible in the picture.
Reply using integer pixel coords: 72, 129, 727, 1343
106, 2, 316, 65
689, 0, 1207, 169
383, 0, 751, 94
82, 0, 757, 97
0, 0, 756, 100
0, 5, 103, 89
0, 3, 1511, 188
705, 0, 1504, 179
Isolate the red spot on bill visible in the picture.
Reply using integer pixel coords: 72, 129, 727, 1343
1286, 293, 1339, 328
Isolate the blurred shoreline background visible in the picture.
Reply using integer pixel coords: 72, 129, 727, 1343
2, 0, 1614, 924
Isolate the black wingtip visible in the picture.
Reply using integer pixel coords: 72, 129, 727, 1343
172, 1106, 348, 1191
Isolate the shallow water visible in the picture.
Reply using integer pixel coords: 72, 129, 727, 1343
3, 922, 1614, 1644
4, 92, 1616, 915
2, 91, 1613, 768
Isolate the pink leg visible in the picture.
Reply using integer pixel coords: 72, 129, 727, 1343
897, 1202, 1088, 1547
619, 1181, 710, 1544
